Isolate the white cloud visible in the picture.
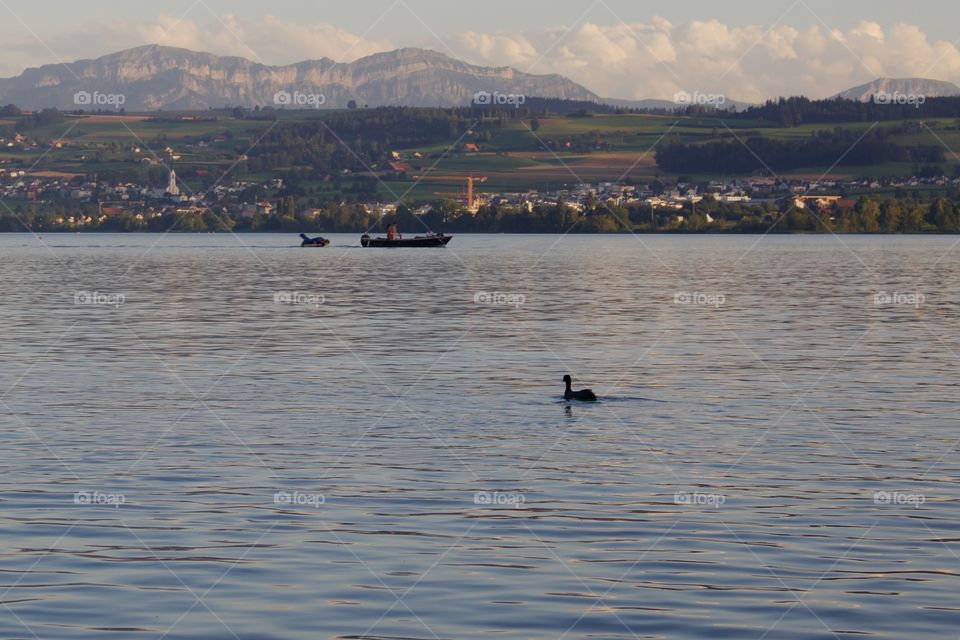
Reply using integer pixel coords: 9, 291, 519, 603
459, 32, 538, 68
2, 14, 960, 103
847, 21, 886, 43
0, 13, 391, 76
453, 19, 960, 102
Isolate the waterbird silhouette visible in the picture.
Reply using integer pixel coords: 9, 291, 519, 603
563, 375, 597, 402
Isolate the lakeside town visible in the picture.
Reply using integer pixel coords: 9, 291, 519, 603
4, 161, 960, 229
3, 103, 960, 232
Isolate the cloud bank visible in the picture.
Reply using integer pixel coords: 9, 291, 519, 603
3, 13, 960, 102
453, 19, 960, 102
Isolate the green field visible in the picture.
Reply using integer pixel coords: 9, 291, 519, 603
5, 110, 959, 202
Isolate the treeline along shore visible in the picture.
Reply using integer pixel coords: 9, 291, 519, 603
4, 193, 960, 234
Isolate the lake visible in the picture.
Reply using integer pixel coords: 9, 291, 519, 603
0, 233, 958, 639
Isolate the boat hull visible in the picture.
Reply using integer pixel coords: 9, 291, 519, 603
361, 234, 452, 248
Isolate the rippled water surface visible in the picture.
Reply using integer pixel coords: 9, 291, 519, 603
1, 233, 959, 639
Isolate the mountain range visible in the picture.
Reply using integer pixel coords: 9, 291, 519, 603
0, 45, 599, 111
1, 45, 958, 112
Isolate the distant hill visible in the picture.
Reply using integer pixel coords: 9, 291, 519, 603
834, 78, 960, 102
604, 97, 755, 112
604, 98, 679, 111
0, 45, 600, 111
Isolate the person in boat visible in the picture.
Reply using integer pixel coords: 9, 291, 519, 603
386, 222, 402, 241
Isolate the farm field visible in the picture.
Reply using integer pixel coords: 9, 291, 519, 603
4, 109, 959, 203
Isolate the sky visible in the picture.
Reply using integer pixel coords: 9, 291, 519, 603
1, 0, 959, 102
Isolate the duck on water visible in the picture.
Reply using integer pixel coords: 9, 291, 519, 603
563, 375, 597, 402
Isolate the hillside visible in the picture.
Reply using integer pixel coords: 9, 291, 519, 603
0, 45, 599, 110
834, 77, 960, 101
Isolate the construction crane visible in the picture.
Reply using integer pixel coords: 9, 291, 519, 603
432, 175, 487, 211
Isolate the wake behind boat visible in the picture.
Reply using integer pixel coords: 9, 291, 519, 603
360, 233, 452, 248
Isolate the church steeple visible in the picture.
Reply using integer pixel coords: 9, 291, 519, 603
166, 169, 180, 197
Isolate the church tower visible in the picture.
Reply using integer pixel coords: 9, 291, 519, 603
166, 170, 180, 197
